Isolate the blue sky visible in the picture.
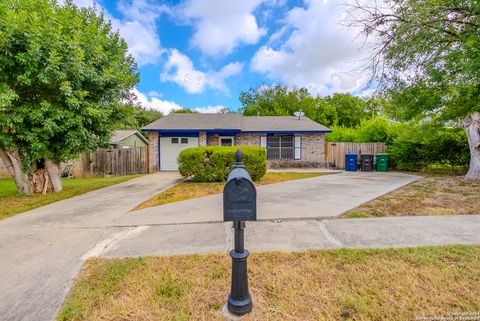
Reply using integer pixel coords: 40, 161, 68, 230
73, 0, 372, 113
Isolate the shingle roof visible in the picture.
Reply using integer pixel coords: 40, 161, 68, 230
142, 113, 331, 132
110, 130, 148, 144
242, 116, 330, 132
142, 113, 242, 130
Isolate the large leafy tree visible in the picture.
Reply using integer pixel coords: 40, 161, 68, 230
240, 85, 374, 127
0, 0, 138, 194
352, 0, 480, 178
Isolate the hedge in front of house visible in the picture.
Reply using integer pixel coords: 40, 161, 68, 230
178, 146, 266, 182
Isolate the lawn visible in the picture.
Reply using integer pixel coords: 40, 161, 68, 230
58, 245, 480, 321
0, 175, 142, 220
135, 172, 327, 210
344, 174, 480, 218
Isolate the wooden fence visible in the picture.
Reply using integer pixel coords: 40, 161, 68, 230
325, 142, 386, 169
77, 147, 147, 177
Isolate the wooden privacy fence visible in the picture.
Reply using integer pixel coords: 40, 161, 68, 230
325, 142, 387, 169
79, 147, 147, 177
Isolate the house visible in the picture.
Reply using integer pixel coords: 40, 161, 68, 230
142, 113, 331, 172
109, 130, 148, 149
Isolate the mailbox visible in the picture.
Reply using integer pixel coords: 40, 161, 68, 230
223, 150, 257, 222
224, 149, 255, 316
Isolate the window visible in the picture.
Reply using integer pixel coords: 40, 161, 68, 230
171, 138, 179, 144
219, 137, 234, 146
181, 138, 189, 144
267, 135, 294, 160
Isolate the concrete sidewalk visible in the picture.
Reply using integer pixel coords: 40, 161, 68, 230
102, 215, 480, 257
114, 172, 421, 226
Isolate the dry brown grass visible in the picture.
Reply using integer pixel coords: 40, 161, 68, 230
345, 175, 480, 218
57, 245, 480, 321
135, 172, 327, 210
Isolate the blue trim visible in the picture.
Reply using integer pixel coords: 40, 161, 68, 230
157, 133, 161, 170
142, 129, 331, 134
243, 130, 331, 134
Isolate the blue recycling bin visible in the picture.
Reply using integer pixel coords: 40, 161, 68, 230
345, 153, 358, 172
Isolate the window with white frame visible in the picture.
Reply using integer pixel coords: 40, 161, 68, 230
266, 135, 294, 160
219, 137, 234, 146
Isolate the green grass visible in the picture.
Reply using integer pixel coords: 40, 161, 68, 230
58, 245, 480, 321
0, 175, 142, 220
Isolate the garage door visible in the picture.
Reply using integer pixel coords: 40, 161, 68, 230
160, 137, 198, 170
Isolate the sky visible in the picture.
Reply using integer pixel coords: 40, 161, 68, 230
72, 0, 373, 114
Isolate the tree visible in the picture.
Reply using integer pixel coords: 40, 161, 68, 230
240, 85, 374, 127
172, 108, 198, 113
352, 0, 480, 178
0, 0, 138, 194
117, 102, 162, 130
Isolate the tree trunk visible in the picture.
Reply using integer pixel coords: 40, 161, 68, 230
462, 112, 480, 179
45, 159, 63, 192
0, 149, 33, 194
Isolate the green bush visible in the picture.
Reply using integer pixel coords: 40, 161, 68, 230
178, 146, 266, 182
326, 116, 392, 143
387, 122, 469, 171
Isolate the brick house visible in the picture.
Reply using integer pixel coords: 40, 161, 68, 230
142, 113, 331, 172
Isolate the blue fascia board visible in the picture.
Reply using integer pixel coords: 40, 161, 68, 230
241, 130, 332, 134
142, 129, 331, 134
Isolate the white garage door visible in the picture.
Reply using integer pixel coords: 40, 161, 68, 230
160, 137, 198, 170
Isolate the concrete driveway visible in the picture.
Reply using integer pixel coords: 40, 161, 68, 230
0, 172, 181, 321
115, 172, 422, 226
2, 171, 480, 321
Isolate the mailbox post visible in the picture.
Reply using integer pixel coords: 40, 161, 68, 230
223, 149, 256, 315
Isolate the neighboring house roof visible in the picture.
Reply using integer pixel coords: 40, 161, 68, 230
142, 113, 331, 132
110, 130, 149, 144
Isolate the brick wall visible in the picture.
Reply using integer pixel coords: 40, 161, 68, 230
147, 132, 158, 173
237, 133, 326, 167
199, 132, 207, 146
236, 133, 261, 146
299, 134, 326, 165
207, 134, 219, 146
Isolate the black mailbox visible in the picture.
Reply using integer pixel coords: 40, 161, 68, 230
223, 150, 257, 222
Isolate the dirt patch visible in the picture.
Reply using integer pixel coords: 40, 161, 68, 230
345, 175, 480, 218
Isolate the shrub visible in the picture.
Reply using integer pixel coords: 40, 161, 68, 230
178, 146, 266, 182
326, 117, 392, 143
387, 122, 469, 171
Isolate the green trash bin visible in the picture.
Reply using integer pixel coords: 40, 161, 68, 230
375, 153, 389, 172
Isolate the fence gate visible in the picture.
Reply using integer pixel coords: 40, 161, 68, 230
325, 142, 386, 169
80, 147, 147, 177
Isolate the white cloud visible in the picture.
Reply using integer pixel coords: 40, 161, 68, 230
69, 0, 164, 66
132, 88, 230, 114
251, 0, 371, 95
132, 88, 182, 114
160, 49, 243, 94
195, 105, 228, 113
179, 0, 266, 56
109, 0, 165, 66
